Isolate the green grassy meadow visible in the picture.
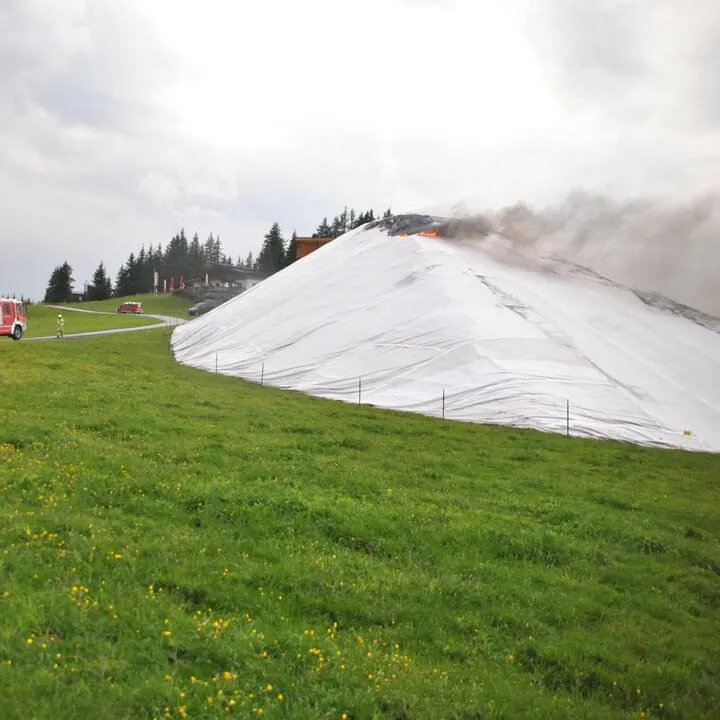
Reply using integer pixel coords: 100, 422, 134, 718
62, 292, 194, 318
21, 304, 161, 339
0, 329, 718, 719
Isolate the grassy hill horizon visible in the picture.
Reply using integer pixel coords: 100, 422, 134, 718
41, 292, 194, 318
0, 328, 718, 719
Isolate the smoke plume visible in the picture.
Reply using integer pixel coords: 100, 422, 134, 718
436, 190, 720, 317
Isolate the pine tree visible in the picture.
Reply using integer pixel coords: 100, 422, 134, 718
351, 209, 376, 229
103, 269, 113, 299
43, 262, 74, 303
135, 246, 150, 293
87, 262, 112, 300
114, 252, 138, 296
127, 252, 144, 294
313, 217, 332, 238
256, 223, 286, 275
203, 234, 214, 265
189, 233, 203, 277
114, 264, 129, 297
284, 230, 298, 267
330, 215, 343, 238
164, 232, 187, 279
330, 207, 350, 237
245, 252, 254, 269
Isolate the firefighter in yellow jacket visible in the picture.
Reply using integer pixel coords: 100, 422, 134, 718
56, 313, 64, 339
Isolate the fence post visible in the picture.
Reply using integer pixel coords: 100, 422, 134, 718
215, 352, 218, 375
442, 388, 445, 420
358, 377, 362, 405
261, 362, 265, 386
566, 399, 570, 436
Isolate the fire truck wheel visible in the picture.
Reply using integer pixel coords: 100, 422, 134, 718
12, 325, 22, 340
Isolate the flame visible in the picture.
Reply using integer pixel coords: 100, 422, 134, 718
418, 229, 442, 237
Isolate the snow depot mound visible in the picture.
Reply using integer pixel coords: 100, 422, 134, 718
171, 218, 720, 453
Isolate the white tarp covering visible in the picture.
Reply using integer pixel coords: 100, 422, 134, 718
171, 224, 720, 453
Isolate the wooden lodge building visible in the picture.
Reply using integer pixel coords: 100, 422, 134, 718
295, 236, 334, 260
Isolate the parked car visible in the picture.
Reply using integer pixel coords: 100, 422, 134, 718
0, 298, 27, 340
117, 301, 144, 314
187, 300, 216, 316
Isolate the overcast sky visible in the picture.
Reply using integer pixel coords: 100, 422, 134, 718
1, 0, 718, 300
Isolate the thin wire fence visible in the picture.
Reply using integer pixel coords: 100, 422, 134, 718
193, 350, 702, 450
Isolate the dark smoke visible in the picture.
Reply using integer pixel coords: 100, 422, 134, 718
438, 190, 720, 317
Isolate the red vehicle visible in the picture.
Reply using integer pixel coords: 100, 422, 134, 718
0, 298, 27, 340
117, 301, 145, 314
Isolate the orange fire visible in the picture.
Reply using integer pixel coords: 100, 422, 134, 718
418, 229, 442, 237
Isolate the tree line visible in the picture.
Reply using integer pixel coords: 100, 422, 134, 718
43, 205, 392, 303
255, 206, 391, 276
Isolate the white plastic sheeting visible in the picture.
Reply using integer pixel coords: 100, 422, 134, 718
171, 225, 720, 452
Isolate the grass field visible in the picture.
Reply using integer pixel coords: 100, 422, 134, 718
0, 329, 718, 720
19, 304, 161, 339
61, 293, 194, 318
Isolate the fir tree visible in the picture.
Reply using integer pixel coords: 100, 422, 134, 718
256, 223, 286, 275
284, 230, 298, 267
203, 234, 215, 265
114, 264, 129, 297
114, 252, 141, 296
43, 262, 74, 303
330, 207, 350, 237
189, 233, 203, 275
351, 209, 376, 229
313, 217, 332, 238
87, 262, 112, 300
164, 231, 190, 280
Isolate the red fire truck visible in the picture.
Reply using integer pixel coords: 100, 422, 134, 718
117, 301, 145, 314
0, 298, 27, 340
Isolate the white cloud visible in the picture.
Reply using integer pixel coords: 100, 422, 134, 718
0, 0, 718, 303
